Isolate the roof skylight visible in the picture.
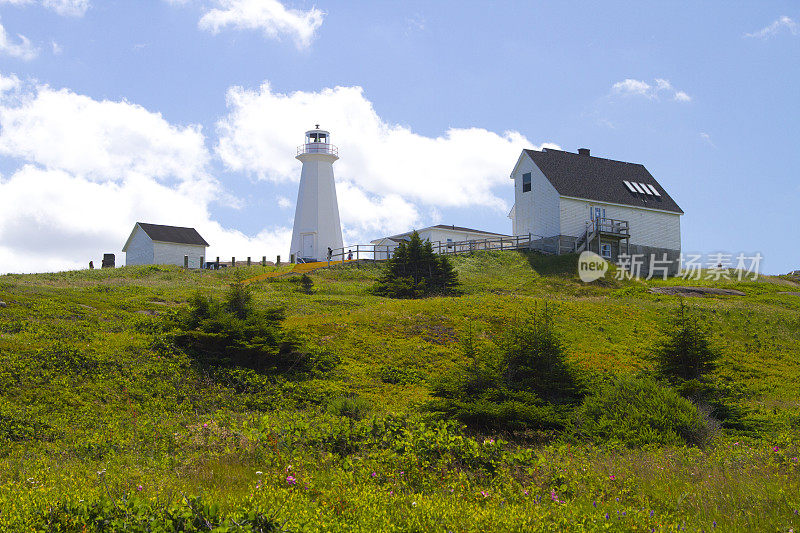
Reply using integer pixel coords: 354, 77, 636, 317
632, 182, 648, 194
623, 180, 637, 193
647, 184, 661, 196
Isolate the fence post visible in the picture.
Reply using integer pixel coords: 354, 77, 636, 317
232, 256, 235, 268
290, 253, 295, 264
247, 257, 251, 266
216, 256, 220, 270
262, 256, 266, 266
200, 256, 204, 269
276, 255, 280, 265
184, 255, 188, 269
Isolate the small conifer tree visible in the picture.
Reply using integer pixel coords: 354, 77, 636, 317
655, 299, 718, 384
372, 231, 460, 298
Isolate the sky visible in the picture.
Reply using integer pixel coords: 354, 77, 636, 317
0, 0, 797, 274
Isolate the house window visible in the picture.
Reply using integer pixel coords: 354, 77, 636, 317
600, 243, 612, 259
446, 238, 453, 249
522, 172, 531, 193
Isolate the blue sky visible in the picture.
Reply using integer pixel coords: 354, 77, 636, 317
0, 1, 797, 274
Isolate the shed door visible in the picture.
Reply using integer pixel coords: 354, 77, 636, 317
302, 234, 315, 259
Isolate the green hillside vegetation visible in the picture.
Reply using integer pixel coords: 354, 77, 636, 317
1, 252, 799, 531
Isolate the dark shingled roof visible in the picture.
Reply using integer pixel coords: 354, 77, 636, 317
137, 222, 209, 246
523, 148, 684, 214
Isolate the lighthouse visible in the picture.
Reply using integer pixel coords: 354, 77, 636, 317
290, 126, 344, 262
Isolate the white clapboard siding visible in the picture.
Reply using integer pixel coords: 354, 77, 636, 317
124, 226, 154, 266
560, 197, 681, 250
153, 242, 206, 269
510, 154, 561, 238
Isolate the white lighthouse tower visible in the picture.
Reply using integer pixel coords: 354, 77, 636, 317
290, 126, 344, 262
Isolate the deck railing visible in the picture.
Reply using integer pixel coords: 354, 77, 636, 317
590, 217, 629, 236
302, 234, 554, 264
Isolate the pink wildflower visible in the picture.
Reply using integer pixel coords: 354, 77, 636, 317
137, 485, 143, 492
609, 474, 616, 480
286, 475, 297, 485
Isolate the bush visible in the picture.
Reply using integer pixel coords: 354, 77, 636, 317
379, 364, 424, 385
372, 230, 459, 298
328, 395, 373, 420
299, 274, 314, 294
569, 375, 712, 447
172, 284, 335, 374
426, 305, 583, 432
37, 495, 279, 532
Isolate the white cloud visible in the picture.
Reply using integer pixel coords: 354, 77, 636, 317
277, 195, 292, 209
0, 76, 289, 273
215, 82, 557, 229
0, 0, 89, 17
186, 0, 324, 49
611, 78, 691, 102
51, 40, 62, 55
745, 15, 798, 39
0, 83, 210, 181
0, 21, 38, 60
612, 79, 652, 98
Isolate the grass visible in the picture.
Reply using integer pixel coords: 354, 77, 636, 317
1, 251, 799, 530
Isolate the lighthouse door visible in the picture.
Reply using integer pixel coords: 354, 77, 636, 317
302, 234, 315, 260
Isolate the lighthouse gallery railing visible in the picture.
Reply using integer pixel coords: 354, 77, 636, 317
296, 143, 339, 156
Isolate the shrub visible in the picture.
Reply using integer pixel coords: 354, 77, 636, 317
328, 395, 373, 420
569, 375, 712, 447
379, 364, 424, 385
299, 273, 314, 294
372, 231, 459, 298
36, 495, 279, 532
172, 284, 335, 374
426, 305, 583, 432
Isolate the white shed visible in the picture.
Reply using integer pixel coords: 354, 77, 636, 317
122, 222, 209, 268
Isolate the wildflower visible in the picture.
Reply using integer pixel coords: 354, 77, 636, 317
256, 471, 263, 475
712, 521, 716, 528
137, 485, 143, 492
773, 446, 779, 452
480, 491, 488, 498
400, 471, 404, 476
524, 490, 529, 496
615, 497, 620, 502
286, 475, 297, 485
97, 469, 106, 476
371, 472, 377, 478
412, 501, 417, 507
202, 423, 208, 428
609, 474, 616, 480
605, 513, 609, 520
592, 501, 596, 508
649, 510, 654, 518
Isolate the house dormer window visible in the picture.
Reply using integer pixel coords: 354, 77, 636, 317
522, 172, 531, 193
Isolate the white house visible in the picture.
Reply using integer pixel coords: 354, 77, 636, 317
122, 222, 209, 268
509, 147, 683, 272
371, 225, 510, 258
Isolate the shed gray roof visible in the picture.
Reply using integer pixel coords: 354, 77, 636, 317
136, 222, 209, 246
523, 148, 684, 214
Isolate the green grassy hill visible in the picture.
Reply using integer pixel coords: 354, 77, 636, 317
1, 252, 799, 531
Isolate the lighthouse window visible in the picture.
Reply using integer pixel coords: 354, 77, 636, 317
522, 172, 531, 193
